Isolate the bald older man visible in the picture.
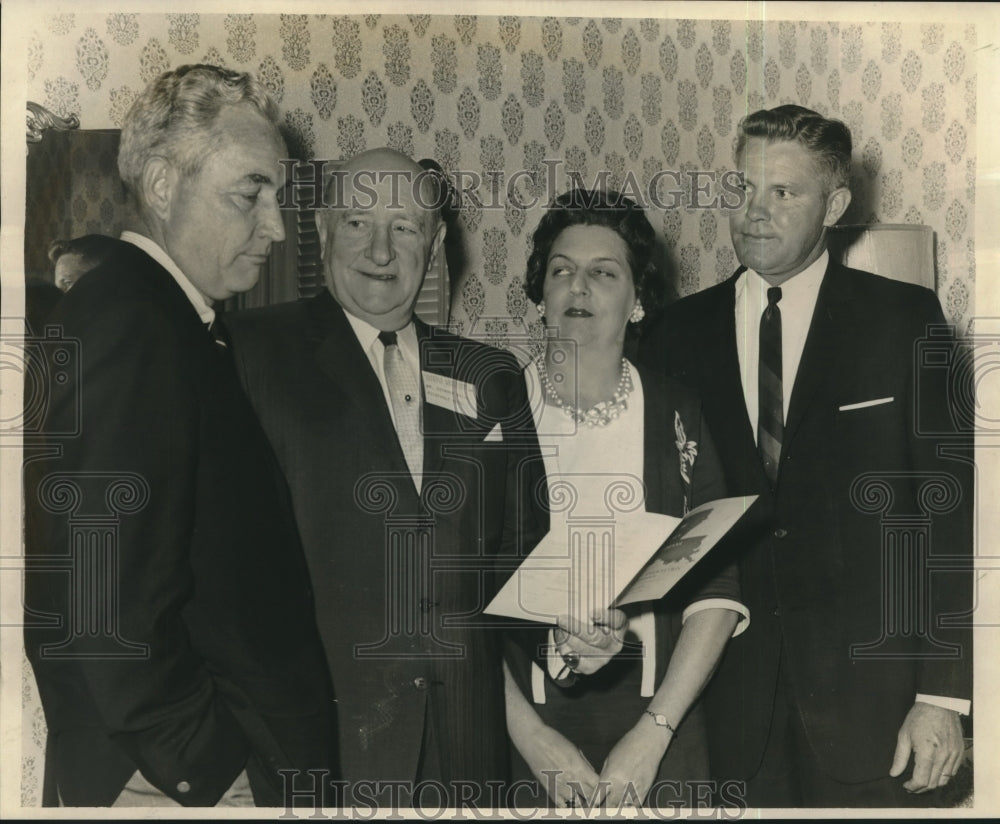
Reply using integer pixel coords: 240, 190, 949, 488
227, 149, 537, 805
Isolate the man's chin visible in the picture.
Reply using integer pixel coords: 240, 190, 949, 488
734, 246, 774, 274
341, 297, 414, 328
222, 269, 263, 298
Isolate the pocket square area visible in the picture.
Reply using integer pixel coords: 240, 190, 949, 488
838, 396, 894, 412
483, 423, 504, 442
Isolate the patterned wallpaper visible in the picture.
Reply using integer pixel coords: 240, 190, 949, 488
15, 10, 980, 807
25, 12, 976, 341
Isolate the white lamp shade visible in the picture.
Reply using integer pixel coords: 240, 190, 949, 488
827, 224, 935, 291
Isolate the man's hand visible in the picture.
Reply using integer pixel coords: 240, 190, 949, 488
889, 702, 964, 792
596, 713, 672, 807
553, 609, 628, 676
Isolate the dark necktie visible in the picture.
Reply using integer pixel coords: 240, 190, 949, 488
379, 329, 423, 488
206, 318, 229, 350
758, 286, 783, 485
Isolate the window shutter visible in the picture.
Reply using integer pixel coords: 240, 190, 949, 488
289, 160, 327, 299
295, 209, 323, 298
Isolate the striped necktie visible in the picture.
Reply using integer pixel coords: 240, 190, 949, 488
758, 286, 783, 485
379, 330, 423, 490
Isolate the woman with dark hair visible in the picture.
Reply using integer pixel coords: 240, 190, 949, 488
503, 189, 748, 808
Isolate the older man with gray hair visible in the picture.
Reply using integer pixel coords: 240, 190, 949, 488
24, 64, 335, 807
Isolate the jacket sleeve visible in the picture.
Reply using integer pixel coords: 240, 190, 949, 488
905, 291, 973, 700
25, 297, 248, 805
496, 369, 555, 686
672, 403, 744, 612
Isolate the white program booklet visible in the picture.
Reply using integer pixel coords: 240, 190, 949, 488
486, 495, 758, 624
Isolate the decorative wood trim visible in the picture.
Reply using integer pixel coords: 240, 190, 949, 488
26, 101, 80, 144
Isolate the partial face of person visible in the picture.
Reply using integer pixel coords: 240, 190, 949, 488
542, 224, 637, 351
54, 253, 89, 292
730, 137, 850, 285
160, 103, 286, 301
320, 157, 444, 331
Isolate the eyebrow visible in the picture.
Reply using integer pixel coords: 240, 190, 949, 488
550, 253, 623, 264
339, 208, 426, 225
744, 175, 799, 190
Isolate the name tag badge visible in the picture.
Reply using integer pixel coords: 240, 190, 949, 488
423, 371, 478, 419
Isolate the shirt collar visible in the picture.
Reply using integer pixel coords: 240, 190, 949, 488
120, 231, 215, 326
740, 250, 829, 304
342, 308, 418, 360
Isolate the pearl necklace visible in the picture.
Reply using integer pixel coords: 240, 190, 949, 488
537, 356, 633, 428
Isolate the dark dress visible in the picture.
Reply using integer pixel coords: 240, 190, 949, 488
503, 361, 743, 805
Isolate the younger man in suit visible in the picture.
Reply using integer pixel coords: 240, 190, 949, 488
227, 148, 535, 806
24, 64, 334, 807
640, 105, 973, 807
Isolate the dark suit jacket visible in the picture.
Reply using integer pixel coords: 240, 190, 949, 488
639, 261, 973, 784
226, 292, 538, 794
23, 239, 335, 806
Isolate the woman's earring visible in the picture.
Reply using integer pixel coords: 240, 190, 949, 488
536, 301, 546, 318
629, 302, 645, 323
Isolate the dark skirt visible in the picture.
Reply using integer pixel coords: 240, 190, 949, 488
506, 626, 710, 808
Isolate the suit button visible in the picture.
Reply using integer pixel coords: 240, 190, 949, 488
774, 528, 788, 539
772, 608, 781, 617
176, 780, 191, 794
413, 677, 429, 690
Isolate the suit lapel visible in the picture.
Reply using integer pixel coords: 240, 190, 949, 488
640, 365, 668, 514
308, 292, 414, 479
701, 272, 770, 493
416, 320, 452, 479
416, 319, 493, 480
783, 261, 854, 455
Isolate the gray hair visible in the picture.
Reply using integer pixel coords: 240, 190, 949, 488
117, 64, 280, 197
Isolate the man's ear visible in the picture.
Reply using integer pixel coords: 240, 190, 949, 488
140, 156, 177, 222
823, 186, 852, 227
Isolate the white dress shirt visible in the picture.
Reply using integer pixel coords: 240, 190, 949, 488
734, 251, 827, 439
733, 251, 968, 715
342, 310, 421, 432
120, 231, 215, 326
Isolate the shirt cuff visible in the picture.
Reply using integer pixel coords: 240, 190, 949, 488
545, 628, 562, 679
682, 599, 750, 638
916, 694, 971, 715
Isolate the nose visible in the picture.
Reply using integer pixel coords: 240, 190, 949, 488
367, 222, 394, 266
257, 197, 286, 243
745, 189, 769, 222
568, 270, 589, 296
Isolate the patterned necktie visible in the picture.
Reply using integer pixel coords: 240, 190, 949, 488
379, 330, 423, 489
758, 286, 783, 485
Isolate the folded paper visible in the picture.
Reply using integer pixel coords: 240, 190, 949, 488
487, 495, 758, 623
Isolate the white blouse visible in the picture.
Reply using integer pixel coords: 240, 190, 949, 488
524, 359, 748, 703
526, 359, 658, 702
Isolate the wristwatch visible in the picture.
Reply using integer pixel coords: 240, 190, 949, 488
644, 710, 677, 735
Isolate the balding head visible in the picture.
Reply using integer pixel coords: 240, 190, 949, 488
326, 148, 446, 232
317, 147, 447, 331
